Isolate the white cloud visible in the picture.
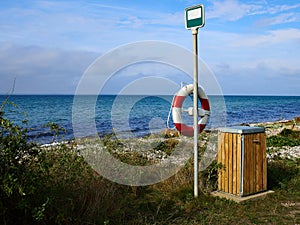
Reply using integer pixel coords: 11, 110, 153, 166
256, 13, 296, 26
212, 58, 300, 95
206, 0, 263, 21
200, 25, 300, 95
0, 1, 187, 52
206, 0, 300, 23
231, 28, 300, 47
267, 3, 300, 15
1, 0, 299, 95
88, 3, 133, 11
0, 43, 97, 94
201, 28, 300, 51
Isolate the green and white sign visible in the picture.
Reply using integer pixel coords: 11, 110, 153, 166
185, 4, 205, 29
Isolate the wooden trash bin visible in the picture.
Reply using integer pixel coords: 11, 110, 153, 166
217, 126, 267, 197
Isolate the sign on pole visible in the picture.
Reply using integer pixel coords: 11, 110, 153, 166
185, 4, 205, 30
184, 4, 205, 198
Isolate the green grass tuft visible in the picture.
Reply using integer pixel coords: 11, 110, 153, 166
267, 129, 300, 147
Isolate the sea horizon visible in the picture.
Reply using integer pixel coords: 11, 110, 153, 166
3, 93, 300, 97
1, 94, 299, 144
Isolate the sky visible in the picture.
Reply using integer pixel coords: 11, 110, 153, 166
0, 0, 300, 95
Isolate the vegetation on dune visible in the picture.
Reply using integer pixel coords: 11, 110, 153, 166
267, 128, 300, 147
0, 103, 300, 224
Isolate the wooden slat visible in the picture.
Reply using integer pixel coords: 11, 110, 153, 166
224, 133, 229, 193
217, 131, 223, 191
228, 133, 233, 194
237, 134, 241, 196
232, 134, 237, 195
250, 134, 255, 194
243, 134, 250, 195
243, 135, 247, 195
221, 132, 226, 192
262, 133, 267, 191
255, 133, 263, 192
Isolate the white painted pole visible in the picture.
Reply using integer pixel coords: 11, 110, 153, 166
192, 28, 199, 198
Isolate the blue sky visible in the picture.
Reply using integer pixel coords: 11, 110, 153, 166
0, 0, 300, 95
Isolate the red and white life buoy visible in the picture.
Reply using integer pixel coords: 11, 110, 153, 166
172, 84, 210, 137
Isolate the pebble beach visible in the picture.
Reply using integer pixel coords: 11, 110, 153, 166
73, 117, 300, 170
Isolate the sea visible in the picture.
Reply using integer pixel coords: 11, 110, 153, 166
1, 95, 300, 144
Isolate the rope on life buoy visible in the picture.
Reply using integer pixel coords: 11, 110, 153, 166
171, 84, 210, 137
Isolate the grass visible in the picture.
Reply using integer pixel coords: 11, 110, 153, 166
1, 108, 300, 224
267, 128, 300, 147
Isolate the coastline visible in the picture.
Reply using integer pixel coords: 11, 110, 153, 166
69, 117, 300, 166
2, 94, 300, 144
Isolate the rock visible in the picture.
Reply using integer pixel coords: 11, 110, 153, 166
294, 116, 300, 123
267, 146, 300, 160
163, 129, 180, 138
239, 123, 250, 126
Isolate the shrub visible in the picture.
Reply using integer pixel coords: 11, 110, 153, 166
0, 108, 40, 224
267, 159, 300, 190
267, 129, 300, 147
0, 106, 130, 224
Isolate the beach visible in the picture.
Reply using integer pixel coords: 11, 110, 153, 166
73, 117, 300, 167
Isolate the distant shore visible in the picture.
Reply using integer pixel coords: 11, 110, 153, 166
248, 117, 299, 135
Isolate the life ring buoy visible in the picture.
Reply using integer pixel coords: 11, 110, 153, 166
172, 84, 210, 137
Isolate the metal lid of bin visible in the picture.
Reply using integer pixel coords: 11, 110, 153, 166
218, 126, 265, 134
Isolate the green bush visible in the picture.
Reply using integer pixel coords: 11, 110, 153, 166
0, 109, 40, 224
267, 129, 300, 147
267, 159, 300, 190
0, 106, 130, 224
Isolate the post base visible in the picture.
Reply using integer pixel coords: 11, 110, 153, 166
211, 190, 274, 203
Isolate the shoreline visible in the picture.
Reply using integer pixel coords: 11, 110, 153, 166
3, 94, 300, 145
59, 117, 300, 165
42, 117, 300, 142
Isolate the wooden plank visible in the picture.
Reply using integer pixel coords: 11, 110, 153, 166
262, 133, 267, 191
221, 132, 226, 192
232, 133, 237, 195
243, 134, 250, 195
217, 131, 223, 191
237, 134, 241, 196
217, 132, 221, 190
255, 133, 263, 192
228, 133, 233, 194
224, 133, 229, 193
249, 134, 255, 194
